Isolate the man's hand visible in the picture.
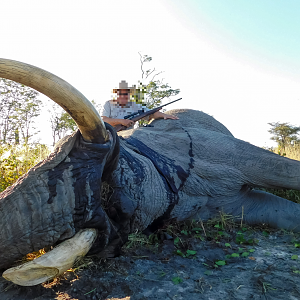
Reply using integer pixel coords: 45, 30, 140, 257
162, 113, 179, 120
121, 119, 134, 127
152, 111, 179, 120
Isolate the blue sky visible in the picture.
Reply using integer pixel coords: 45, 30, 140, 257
167, 0, 300, 76
1, 0, 300, 147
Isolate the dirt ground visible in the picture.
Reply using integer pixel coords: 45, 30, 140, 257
1, 223, 300, 300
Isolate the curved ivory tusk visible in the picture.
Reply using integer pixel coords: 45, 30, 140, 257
0, 58, 108, 143
2, 228, 97, 286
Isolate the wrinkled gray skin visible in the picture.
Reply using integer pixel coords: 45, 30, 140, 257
114, 109, 300, 234
1, 108, 300, 272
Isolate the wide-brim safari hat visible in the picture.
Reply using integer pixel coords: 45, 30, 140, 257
113, 80, 134, 93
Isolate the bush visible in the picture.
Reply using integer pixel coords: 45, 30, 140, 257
0, 143, 50, 192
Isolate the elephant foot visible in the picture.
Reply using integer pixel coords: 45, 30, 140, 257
2, 228, 97, 286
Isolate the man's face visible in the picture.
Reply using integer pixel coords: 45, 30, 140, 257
116, 89, 130, 106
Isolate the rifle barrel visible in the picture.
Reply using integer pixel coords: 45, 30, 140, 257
115, 97, 182, 132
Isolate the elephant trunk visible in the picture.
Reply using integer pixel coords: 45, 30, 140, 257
223, 187, 300, 232
233, 138, 300, 191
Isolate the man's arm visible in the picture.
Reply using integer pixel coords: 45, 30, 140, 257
102, 116, 134, 127
100, 100, 134, 128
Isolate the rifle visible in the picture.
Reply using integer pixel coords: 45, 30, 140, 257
123, 110, 143, 120
114, 98, 182, 132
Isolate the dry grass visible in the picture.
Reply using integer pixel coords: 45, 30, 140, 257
284, 143, 300, 161
270, 143, 300, 161
23, 248, 47, 262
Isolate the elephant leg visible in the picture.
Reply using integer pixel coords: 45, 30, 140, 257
219, 187, 300, 232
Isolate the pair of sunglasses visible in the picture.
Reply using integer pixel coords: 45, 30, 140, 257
118, 93, 129, 96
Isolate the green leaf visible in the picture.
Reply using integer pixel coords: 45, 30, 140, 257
215, 260, 226, 266
241, 252, 249, 257
236, 235, 246, 244
194, 234, 204, 240
231, 253, 239, 258
172, 277, 183, 285
225, 243, 231, 248
186, 250, 197, 256
175, 250, 185, 257
191, 227, 202, 232
249, 249, 255, 253
159, 271, 166, 277
291, 255, 298, 260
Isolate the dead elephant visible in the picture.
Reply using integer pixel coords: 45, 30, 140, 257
0, 58, 300, 286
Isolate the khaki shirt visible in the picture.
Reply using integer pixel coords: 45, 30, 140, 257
100, 100, 150, 129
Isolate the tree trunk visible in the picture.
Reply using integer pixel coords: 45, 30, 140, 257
14, 128, 19, 144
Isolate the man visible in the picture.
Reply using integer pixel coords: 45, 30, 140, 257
101, 81, 178, 129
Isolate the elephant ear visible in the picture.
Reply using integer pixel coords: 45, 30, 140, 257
119, 124, 192, 193
119, 109, 233, 194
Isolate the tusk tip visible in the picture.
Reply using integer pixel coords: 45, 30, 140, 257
3, 265, 59, 286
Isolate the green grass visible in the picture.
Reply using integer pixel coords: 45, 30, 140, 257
260, 188, 300, 204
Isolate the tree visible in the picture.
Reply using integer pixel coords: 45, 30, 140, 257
13, 97, 42, 144
48, 103, 76, 146
0, 79, 19, 144
131, 53, 180, 109
268, 122, 300, 153
0, 78, 42, 144
48, 100, 101, 146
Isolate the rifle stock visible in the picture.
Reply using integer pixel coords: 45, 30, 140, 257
114, 98, 182, 132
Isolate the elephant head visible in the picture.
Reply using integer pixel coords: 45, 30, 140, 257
0, 59, 121, 285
